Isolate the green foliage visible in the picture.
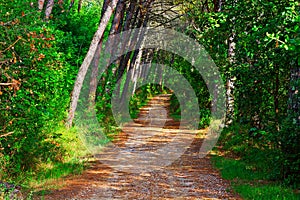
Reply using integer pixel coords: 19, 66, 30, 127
35, 159, 84, 183
129, 84, 172, 119
169, 93, 181, 121
129, 86, 150, 120
172, 56, 212, 128
0, 15, 71, 177
0, 0, 101, 185
95, 66, 118, 131
186, 0, 300, 187
54, 0, 101, 67
151, 51, 212, 128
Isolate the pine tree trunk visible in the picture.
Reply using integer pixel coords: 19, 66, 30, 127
225, 0, 236, 126
274, 64, 280, 130
100, 0, 126, 94
289, 66, 300, 125
88, 0, 112, 107
66, 0, 118, 128
88, 41, 102, 109
78, 0, 82, 12
45, 0, 54, 19
115, 0, 140, 82
38, 0, 45, 11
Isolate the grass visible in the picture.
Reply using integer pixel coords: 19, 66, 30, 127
34, 159, 84, 185
211, 155, 300, 200
234, 184, 299, 200
212, 156, 266, 181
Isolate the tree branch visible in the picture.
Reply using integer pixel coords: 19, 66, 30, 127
0, 132, 13, 138
0, 83, 14, 86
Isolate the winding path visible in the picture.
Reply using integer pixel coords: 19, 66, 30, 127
42, 94, 240, 200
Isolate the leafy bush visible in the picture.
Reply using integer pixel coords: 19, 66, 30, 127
0, 0, 100, 179
0, 15, 71, 176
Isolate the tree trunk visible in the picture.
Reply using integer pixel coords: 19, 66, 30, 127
132, 40, 146, 94
141, 48, 154, 79
97, 0, 126, 100
225, 0, 236, 126
78, 0, 82, 13
213, 0, 222, 12
274, 64, 280, 130
88, 41, 102, 109
289, 66, 300, 125
108, 0, 137, 98
69, 0, 75, 10
110, 0, 126, 42
115, 0, 140, 82
88, 0, 111, 107
107, 0, 126, 75
45, 0, 54, 19
38, 0, 45, 11
66, 0, 118, 128
226, 76, 235, 125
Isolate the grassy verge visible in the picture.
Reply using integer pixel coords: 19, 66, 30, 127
211, 124, 300, 200
211, 155, 299, 200
30, 126, 88, 185
0, 126, 91, 199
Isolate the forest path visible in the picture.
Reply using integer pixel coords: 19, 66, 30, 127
42, 94, 240, 200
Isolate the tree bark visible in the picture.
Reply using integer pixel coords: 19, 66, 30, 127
225, 0, 236, 126
69, 0, 75, 10
213, 0, 222, 12
88, 0, 111, 107
274, 64, 280, 129
45, 0, 54, 19
115, 0, 140, 81
108, 0, 126, 71
78, 0, 82, 13
132, 40, 146, 94
97, 0, 126, 99
108, 0, 137, 98
66, 0, 118, 128
88, 40, 102, 109
289, 66, 300, 125
38, 0, 45, 11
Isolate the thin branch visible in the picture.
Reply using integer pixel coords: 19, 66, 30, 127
0, 37, 21, 53
0, 83, 14, 86
0, 11, 36, 26
0, 132, 14, 138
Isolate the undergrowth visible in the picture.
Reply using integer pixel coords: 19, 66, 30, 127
0, 126, 90, 199
212, 155, 300, 200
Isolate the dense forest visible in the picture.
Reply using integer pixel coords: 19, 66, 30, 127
0, 0, 299, 199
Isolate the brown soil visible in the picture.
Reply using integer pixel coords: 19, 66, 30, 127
38, 94, 241, 200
